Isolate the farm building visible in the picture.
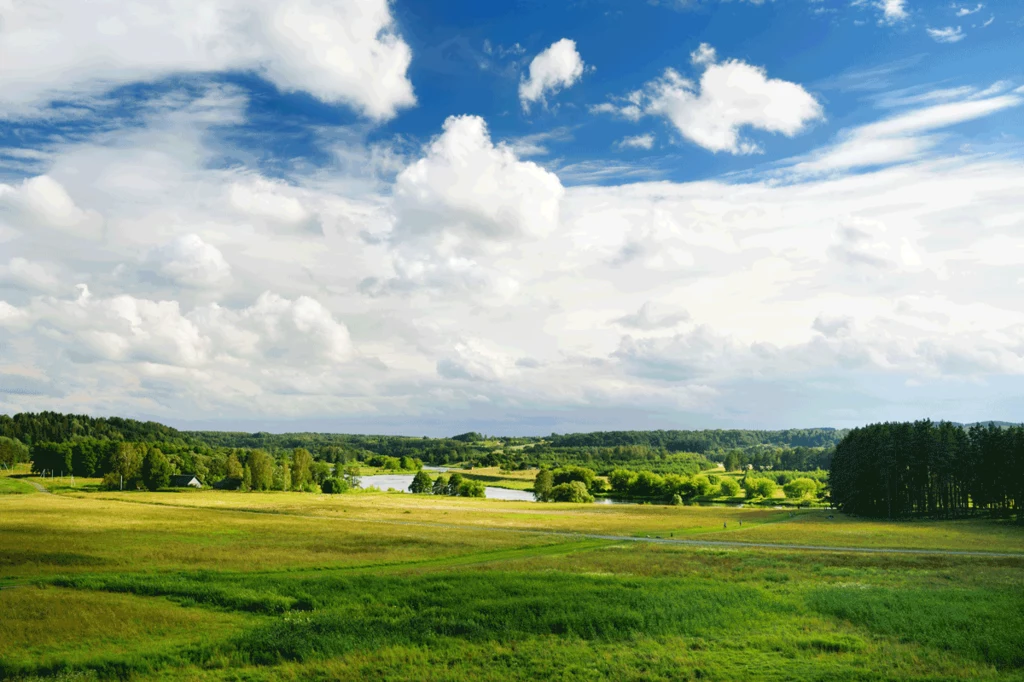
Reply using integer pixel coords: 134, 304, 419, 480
170, 474, 202, 489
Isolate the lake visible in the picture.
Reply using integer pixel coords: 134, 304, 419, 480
358, 474, 537, 502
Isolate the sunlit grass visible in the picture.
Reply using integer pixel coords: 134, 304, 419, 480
2, 484, 1023, 680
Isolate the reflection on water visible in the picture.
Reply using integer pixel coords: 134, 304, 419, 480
358, 474, 536, 502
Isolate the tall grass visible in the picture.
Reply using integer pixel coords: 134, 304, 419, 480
808, 586, 1024, 668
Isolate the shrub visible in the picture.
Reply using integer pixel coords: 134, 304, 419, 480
608, 469, 637, 493
742, 477, 777, 499
457, 479, 486, 498
783, 477, 819, 500
321, 477, 350, 494
692, 475, 713, 497
552, 466, 596, 489
719, 478, 741, 497
550, 481, 594, 503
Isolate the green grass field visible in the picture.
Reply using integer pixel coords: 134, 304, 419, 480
1, 469, 1022, 681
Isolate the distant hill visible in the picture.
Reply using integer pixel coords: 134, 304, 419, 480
0, 411, 192, 445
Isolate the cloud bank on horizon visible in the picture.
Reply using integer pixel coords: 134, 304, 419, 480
0, 0, 1022, 435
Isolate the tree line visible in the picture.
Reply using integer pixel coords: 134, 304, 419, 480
545, 428, 845, 452
830, 421, 1023, 521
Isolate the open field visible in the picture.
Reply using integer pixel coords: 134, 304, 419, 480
1, 471, 1023, 680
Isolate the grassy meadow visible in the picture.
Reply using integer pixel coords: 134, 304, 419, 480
1, 468, 1023, 681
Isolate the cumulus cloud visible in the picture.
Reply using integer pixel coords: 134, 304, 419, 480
2, 65, 1023, 429
393, 115, 564, 243
519, 39, 586, 111
0, 175, 103, 237
878, 0, 908, 23
145, 234, 231, 288
2, 286, 351, 368
0, 0, 415, 120
593, 44, 823, 154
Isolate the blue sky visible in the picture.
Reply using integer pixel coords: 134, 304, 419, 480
0, 0, 1022, 435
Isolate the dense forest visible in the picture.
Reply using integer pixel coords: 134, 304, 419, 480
3, 412, 839, 482
546, 428, 845, 451
830, 421, 1023, 521
0, 412, 192, 446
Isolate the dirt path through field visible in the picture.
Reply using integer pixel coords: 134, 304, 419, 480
22, 479, 50, 494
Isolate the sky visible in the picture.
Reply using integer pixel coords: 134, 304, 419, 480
0, 0, 1023, 436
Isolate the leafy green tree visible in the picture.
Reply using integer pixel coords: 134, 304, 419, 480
109, 442, 144, 484
311, 460, 332, 485
141, 448, 173, 491
432, 474, 449, 495
692, 474, 713, 496
409, 470, 433, 493
533, 469, 554, 502
552, 466, 596, 489
723, 450, 745, 471
248, 450, 275, 491
608, 468, 637, 493
718, 478, 741, 497
671, 493, 683, 506
273, 459, 291, 491
549, 481, 594, 503
30, 442, 72, 475
225, 454, 244, 482
341, 464, 362, 489
631, 471, 665, 498
446, 472, 465, 496
291, 448, 313, 489
743, 476, 777, 499
457, 479, 486, 497
0, 437, 29, 467
783, 477, 818, 500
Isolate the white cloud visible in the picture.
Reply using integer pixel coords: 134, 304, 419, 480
927, 26, 966, 43
790, 91, 1022, 173
690, 43, 717, 66
878, 0, 908, 23
0, 175, 103, 237
3, 286, 351, 369
617, 134, 655, 150
0, 0, 415, 120
393, 115, 564, 243
614, 302, 690, 331
519, 39, 586, 111
2, 72, 1024, 429
145, 234, 231, 288
593, 45, 823, 154
0, 258, 61, 293
955, 3, 983, 17
229, 179, 314, 227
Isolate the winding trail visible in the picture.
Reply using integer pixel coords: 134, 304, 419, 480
24, 479, 51, 494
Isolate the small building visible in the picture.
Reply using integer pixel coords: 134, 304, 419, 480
170, 474, 203, 489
